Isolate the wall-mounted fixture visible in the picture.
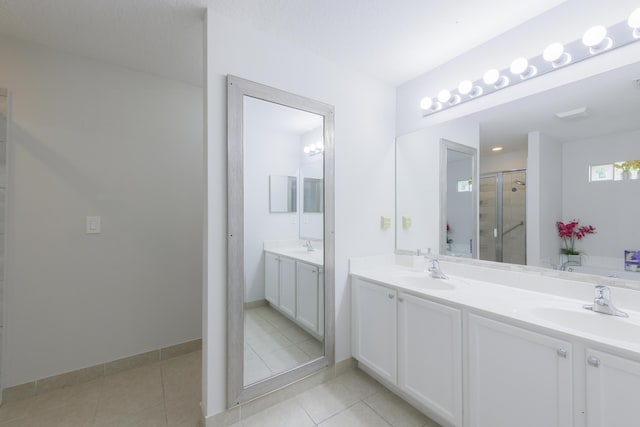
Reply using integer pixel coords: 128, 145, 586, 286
303, 141, 324, 156
420, 8, 640, 116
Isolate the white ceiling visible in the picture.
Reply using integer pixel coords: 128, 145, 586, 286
0, 0, 569, 87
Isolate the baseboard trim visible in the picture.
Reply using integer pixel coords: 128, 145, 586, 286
2, 338, 202, 404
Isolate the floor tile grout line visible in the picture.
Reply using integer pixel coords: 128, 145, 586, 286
360, 397, 394, 427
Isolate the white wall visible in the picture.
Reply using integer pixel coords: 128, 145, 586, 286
480, 150, 527, 175
0, 35, 203, 387
395, 118, 479, 253
396, 0, 640, 136
562, 129, 640, 263
205, 9, 396, 417
527, 131, 562, 268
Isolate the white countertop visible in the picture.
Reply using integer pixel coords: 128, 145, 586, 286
264, 245, 323, 266
350, 255, 640, 359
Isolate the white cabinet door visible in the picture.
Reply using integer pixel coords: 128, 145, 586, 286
279, 257, 296, 318
468, 314, 572, 427
264, 252, 279, 305
586, 349, 640, 427
352, 277, 397, 384
296, 262, 321, 334
398, 293, 462, 426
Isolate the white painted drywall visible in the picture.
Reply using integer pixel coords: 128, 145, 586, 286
480, 150, 528, 175
0, 35, 203, 387
562, 129, 640, 264
204, 9, 396, 417
527, 131, 563, 268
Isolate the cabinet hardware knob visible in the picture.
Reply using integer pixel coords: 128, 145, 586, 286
557, 349, 567, 358
388, 294, 394, 299
587, 356, 600, 367
398, 297, 404, 302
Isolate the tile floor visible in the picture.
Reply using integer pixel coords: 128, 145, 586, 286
0, 350, 202, 427
0, 347, 442, 427
244, 305, 323, 385
232, 368, 442, 427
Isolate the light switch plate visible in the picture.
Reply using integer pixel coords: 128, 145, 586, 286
86, 216, 101, 234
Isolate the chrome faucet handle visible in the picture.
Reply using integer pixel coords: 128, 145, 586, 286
595, 285, 610, 300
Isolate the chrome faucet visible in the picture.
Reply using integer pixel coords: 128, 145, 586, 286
584, 285, 628, 317
422, 249, 448, 279
302, 240, 315, 252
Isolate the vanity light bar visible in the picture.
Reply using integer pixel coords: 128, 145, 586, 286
420, 9, 640, 116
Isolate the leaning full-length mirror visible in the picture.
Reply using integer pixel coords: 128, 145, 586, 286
227, 76, 335, 406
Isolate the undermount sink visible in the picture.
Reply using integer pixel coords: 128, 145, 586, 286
396, 272, 455, 290
531, 307, 640, 342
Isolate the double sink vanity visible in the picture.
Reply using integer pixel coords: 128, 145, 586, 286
263, 241, 324, 340
350, 254, 640, 427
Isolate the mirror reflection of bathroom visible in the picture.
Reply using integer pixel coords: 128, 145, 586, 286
479, 170, 527, 264
243, 95, 325, 386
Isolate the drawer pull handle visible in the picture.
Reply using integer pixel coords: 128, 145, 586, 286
557, 349, 567, 358
388, 294, 394, 299
587, 356, 600, 367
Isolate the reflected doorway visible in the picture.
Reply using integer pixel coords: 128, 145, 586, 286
479, 170, 526, 264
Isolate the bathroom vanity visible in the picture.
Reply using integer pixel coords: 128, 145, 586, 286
264, 244, 324, 340
350, 255, 640, 427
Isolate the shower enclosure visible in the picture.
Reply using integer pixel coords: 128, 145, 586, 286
479, 170, 526, 264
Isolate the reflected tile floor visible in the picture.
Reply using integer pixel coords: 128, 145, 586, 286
0, 350, 202, 427
234, 369, 442, 427
244, 305, 323, 385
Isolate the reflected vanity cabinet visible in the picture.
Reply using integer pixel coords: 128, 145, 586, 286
264, 251, 323, 339
351, 277, 462, 426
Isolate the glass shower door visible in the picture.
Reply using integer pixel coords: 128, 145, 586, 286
479, 170, 526, 264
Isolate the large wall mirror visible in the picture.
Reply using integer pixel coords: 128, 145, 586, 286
396, 59, 640, 283
227, 76, 335, 406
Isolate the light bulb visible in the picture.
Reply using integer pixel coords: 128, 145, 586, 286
582, 25, 607, 47
309, 143, 317, 152
316, 141, 324, 150
304, 146, 311, 154
438, 89, 452, 103
629, 8, 640, 37
510, 57, 528, 75
420, 97, 433, 110
483, 69, 500, 85
543, 43, 563, 62
458, 80, 473, 95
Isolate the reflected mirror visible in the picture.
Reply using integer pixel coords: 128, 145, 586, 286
269, 175, 297, 213
396, 60, 640, 282
227, 76, 335, 406
440, 141, 477, 258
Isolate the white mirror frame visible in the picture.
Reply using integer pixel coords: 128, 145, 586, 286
439, 139, 478, 258
226, 75, 335, 407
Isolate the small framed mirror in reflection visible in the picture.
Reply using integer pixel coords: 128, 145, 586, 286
269, 175, 297, 213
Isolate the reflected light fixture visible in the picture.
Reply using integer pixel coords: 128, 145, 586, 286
303, 141, 324, 156
491, 146, 504, 152
420, 8, 640, 117
630, 8, 640, 38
